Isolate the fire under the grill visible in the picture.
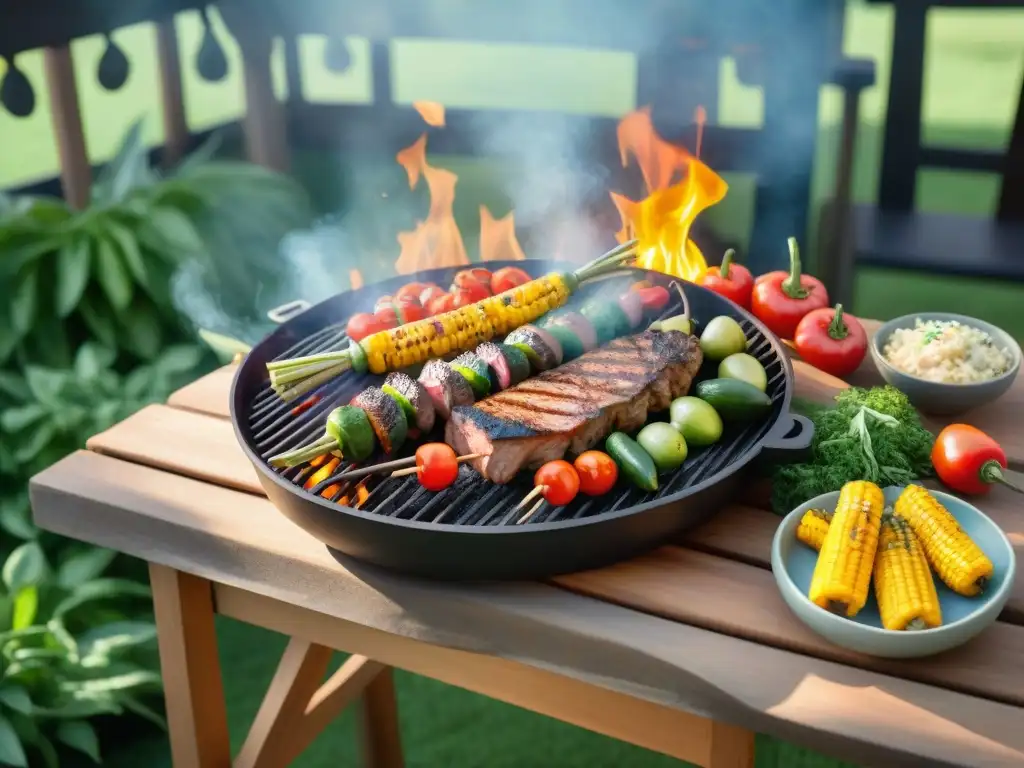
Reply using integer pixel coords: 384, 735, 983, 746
247, 288, 785, 528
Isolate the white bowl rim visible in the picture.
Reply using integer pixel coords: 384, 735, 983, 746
772, 486, 1018, 638
870, 312, 1022, 389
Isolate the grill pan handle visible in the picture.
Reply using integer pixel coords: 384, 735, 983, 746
267, 300, 312, 325
759, 412, 813, 464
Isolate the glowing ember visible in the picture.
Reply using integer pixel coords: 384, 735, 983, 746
479, 206, 526, 263
413, 101, 446, 127
612, 106, 728, 283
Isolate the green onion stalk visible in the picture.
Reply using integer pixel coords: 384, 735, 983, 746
265, 240, 639, 402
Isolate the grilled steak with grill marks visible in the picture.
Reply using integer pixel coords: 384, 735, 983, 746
445, 330, 703, 484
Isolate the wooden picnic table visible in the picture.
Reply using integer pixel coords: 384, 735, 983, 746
29, 319, 1024, 768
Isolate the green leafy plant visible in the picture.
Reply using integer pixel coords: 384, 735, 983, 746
0, 118, 313, 368
0, 542, 162, 767
0, 342, 205, 546
0, 117, 315, 763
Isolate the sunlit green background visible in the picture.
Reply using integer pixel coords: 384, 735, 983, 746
3, 1, 1023, 765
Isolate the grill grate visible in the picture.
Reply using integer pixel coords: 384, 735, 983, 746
247, 289, 785, 527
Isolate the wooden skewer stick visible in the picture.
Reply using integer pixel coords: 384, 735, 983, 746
516, 498, 546, 525
328, 452, 483, 483
514, 484, 546, 512
390, 453, 483, 478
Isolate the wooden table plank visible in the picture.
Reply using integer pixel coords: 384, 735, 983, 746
86, 405, 263, 495
78, 403, 1024, 706
28, 451, 1024, 768
167, 365, 238, 419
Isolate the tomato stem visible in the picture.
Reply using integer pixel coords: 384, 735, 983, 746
979, 460, 1024, 494
781, 237, 810, 300
828, 304, 849, 341
720, 249, 734, 279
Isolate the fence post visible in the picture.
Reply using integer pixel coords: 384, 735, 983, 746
42, 45, 91, 209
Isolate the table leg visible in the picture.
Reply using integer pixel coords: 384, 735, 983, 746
706, 721, 756, 768
149, 564, 232, 768
358, 668, 405, 768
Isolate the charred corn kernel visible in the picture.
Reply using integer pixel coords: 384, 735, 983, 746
894, 484, 994, 596
873, 514, 942, 631
808, 481, 884, 617
359, 273, 570, 374
796, 508, 834, 551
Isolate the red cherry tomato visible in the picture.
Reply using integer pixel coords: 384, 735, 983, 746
450, 287, 481, 309
415, 443, 459, 491
793, 303, 867, 378
374, 295, 395, 314
490, 266, 532, 295
346, 312, 383, 342
534, 460, 580, 506
374, 306, 398, 329
426, 294, 456, 315
573, 451, 618, 496
450, 276, 490, 303
700, 249, 754, 310
750, 238, 829, 340
419, 284, 445, 306
395, 283, 425, 304
395, 300, 427, 325
633, 285, 670, 312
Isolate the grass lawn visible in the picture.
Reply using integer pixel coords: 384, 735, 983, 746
3, 1, 1024, 766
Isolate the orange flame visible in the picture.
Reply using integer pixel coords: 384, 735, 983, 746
394, 105, 526, 273
479, 206, 526, 263
394, 132, 469, 274
413, 101, 446, 127
611, 106, 727, 283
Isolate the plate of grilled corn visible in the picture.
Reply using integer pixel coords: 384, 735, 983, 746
771, 480, 1016, 658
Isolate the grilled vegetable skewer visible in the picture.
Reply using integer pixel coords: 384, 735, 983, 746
515, 461, 580, 524
266, 241, 638, 401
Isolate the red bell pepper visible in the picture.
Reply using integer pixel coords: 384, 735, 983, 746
751, 237, 829, 340
699, 249, 753, 309
932, 424, 1023, 496
793, 303, 867, 378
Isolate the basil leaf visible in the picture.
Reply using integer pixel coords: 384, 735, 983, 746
55, 237, 92, 317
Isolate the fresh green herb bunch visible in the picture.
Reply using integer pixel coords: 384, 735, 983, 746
772, 386, 935, 514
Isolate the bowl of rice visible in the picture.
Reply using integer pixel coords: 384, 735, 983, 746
870, 313, 1021, 415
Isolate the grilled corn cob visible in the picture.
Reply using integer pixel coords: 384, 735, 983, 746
796, 508, 833, 551
894, 484, 994, 596
361, 274, 570, 373
808, 480, 884, 617
874, 514, 942, 631
265, 240, 638, 401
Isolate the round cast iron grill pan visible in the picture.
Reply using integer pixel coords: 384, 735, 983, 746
230, 260, 812, 581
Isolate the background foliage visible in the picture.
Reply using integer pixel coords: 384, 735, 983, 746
0, 119, 312, 765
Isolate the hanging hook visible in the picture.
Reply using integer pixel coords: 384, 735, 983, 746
0, 54, 35, 118
97, 32, 130, 91
196, 6, 229, 82
323, 36, 352, 73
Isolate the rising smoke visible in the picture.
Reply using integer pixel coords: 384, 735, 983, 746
174, 0, 824, 340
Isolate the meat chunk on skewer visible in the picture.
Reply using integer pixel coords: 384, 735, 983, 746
445, 330, 703, 484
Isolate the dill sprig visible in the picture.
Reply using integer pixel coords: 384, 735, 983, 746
771, 386, 934, 514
